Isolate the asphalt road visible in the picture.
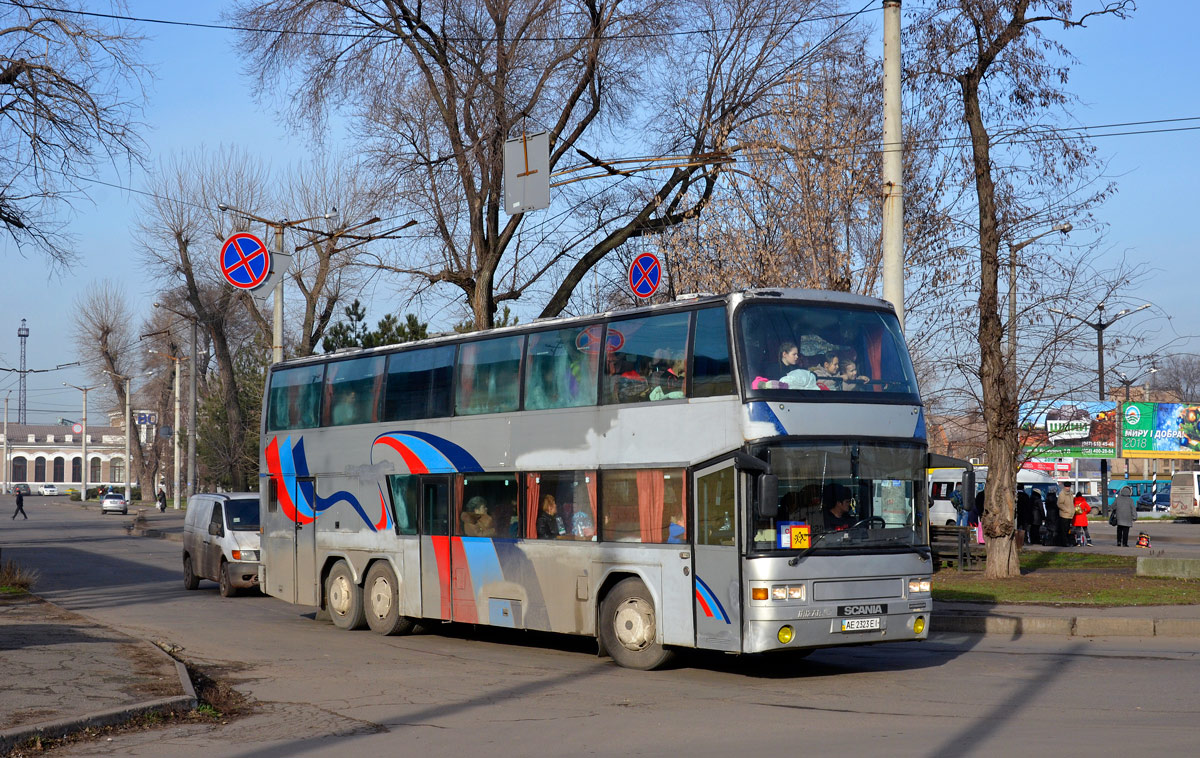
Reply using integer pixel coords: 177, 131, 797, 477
5, 502, 1200, 757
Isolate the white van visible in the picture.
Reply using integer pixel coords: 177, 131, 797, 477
183, 492, 262, 597
927, 465, 1058, 526
1170, 472, 1200, 519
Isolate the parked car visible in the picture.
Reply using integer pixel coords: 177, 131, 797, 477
39, 484, 58, 496
1083, 494, 1102, 515
100, 493, 128, 515
1137, 489, 1172, 512
182, 492, 262, 597
13, 483, 31, 495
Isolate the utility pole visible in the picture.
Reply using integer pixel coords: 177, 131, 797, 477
149, 350, 187, 509
189, 319, 197, 496
62, 383, 97, 497
3, 391, 9, 494
881, 0, 905, 330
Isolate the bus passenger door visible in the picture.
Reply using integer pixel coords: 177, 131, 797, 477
419, 476, 453, 622
294, 477, 318, 606
692, 461, 742, 651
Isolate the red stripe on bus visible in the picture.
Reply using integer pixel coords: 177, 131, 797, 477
431, 536, 452, 619
450, 537, 479, 623
374, 436, 429, 474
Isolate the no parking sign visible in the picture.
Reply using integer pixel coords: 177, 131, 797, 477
220, 233, 271, 289
628, 252, 661, 299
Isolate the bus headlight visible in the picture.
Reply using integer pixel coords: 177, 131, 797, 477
770, 585, 805, 601
772, 585, 787, 600
908, 577, 931, 594
778, 625, 795, 644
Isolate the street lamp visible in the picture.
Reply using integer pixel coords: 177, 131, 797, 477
1049, 302, 1152, 515
154, 303, 201, 497
62, 382, 99, 498
102, 369, 154, 503
1115, 366, 1158, 477
216, 203, 338, 364
149, 350, 188, 510
1008, 222, 1072, 374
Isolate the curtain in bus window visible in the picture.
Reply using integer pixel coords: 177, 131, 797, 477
692, 308, 733, 397
524, 473, 539, 539
383, 345, 455, 421
866, 327, 882, 381
525, 327, 599, 410
268, 364, 325, 431
635, 471, 663, 543
456, 336, 523, 416
322, 355, 385, 426
603, 312, 690, 405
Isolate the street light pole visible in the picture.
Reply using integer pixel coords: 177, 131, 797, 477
1007, 222, 1071, 380
103, 370, 132, 502
1049, 302, 1151, 516
1116, 367, 1158, 477
154, 303, 200, 497
149, 350, 187, 509
216, 203, 337, 364
62, 383, 98, 498
3, 391, 9, 494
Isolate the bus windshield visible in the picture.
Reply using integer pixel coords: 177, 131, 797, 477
737, 302, 918, 398
752, 441, 926, 553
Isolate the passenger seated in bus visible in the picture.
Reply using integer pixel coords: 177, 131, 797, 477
536, 494, 562, 539
838, 350, 867, 391
667, 513, 686, 543
649, 357, 686, 401
811, 352, 841, 390
461, 496, 496, 537
608, 355, 649, 403
750, 343, 818, 390
824, 485, 855, 530
331, 389, 360, 425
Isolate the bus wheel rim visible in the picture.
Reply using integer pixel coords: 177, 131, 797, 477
369, 575, 392, 620
330, 575, 352, 617
613, 598, 654, 651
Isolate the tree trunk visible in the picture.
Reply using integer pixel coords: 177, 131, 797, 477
961, 73, 1020, 578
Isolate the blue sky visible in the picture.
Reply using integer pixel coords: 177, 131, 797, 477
1, 1, 1196, 424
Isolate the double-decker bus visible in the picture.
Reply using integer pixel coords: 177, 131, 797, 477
258, 289, 933, 669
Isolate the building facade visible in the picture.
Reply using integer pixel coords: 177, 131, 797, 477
1, 423, 129, 493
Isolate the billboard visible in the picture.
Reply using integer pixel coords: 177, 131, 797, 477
1020, 400, 1118, 458
1120, 402, 1200, 459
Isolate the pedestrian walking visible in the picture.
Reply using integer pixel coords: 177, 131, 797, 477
12, 489, 27, 519
156, 488, 167, 513
1111, 486, 1137, 547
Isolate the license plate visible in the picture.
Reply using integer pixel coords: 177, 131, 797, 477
840, 617, 881, 632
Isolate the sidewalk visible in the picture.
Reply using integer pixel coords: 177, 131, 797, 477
3, 505, 1200, 755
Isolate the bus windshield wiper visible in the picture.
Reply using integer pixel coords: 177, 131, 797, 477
788, 530, 836, 566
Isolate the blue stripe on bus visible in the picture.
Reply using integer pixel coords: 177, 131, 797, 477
403, 430, 485, 473
747, 402, 787, 436
387, 433, 456, 473
459, 538, 505, 595
694, 576, 731, 624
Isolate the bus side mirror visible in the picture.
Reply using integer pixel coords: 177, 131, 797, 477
756, 474, 779, 518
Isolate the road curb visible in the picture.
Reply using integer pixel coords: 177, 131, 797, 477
933, 611, 1200, 638
0, 604, 198, 755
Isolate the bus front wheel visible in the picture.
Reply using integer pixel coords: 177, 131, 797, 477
364, 562, 415, 636
600, 578, 675, 671
326, 560, 366, 630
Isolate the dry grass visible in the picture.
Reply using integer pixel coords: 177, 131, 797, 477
0, 558, 38, 593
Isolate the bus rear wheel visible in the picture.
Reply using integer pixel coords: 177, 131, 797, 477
326, 560, 366, 630
364, 562, 415, 636
600, 578, 675, 671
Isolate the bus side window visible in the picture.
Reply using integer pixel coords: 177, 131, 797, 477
524, 327, 599, 410
456, 336, 523, 416
691, 307, 733, 397
602, 313, 689, 405
387, 475, 419, 535
268, 364, 325, 431
383, 345, 455, 421
322, 355, 385, 427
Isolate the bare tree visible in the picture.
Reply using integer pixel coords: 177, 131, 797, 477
905, 0, 1133, 578
230, 0, 836, 329
71, 280, 163, 500
1152, 355, 1200, 403
138, 148, 270, 490
0, 1, 147, 264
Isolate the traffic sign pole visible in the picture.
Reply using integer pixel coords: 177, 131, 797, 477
272, 223, 284, 364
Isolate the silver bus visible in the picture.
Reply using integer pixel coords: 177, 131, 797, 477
259, 289, 933, 669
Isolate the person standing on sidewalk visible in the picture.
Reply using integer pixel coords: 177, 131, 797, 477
1053, 490, 1073, 546
1072, 490, 1093, 546
1112, 486, 1137, 547
12, 489, 27, 519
